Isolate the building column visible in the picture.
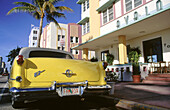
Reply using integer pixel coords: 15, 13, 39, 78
118, 35, 127, 64
83, 48, 89, 60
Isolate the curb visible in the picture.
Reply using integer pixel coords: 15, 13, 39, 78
99, 95, 169, 110
116, 99, 169, 110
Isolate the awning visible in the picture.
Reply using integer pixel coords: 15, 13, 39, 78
96, 0, 115, 12
73, 9, 170, 51
77, 17, 89, 25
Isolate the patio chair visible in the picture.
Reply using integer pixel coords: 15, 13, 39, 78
159, 61, 167, 73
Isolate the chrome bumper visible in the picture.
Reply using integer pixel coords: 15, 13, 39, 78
10, 81, 111, 97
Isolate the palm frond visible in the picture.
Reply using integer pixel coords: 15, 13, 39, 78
46, 14, 61, 29
45, 1, 57, 13
49, 0, 64, 5
7, 7, 35, 15
32, 11, 41, 19
13, 2, 41, 15
48, 11, 66, 19
31, 0, 45, 7
55, 6, 73, 12
14, 2, 37, 9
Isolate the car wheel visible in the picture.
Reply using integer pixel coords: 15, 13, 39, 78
11, 98, 25, 108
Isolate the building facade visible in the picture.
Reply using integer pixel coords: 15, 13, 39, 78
77, 0, 97, 60
75, 0, 170, 65
28, 25, 39, 47
40, 22, 82, 59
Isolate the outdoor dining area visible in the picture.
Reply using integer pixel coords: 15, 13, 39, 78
149, 61, 170, 74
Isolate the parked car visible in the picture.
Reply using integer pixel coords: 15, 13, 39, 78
9, 47, 111, 108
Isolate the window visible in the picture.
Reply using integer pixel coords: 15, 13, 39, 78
103, 10, 107, 24
125, 0, 132, 12
143, 37, 163, 63
70, 36, 73, 43
76, 37, 79, 43
87, 21, 89, 33
70, 48, 73, 54
33, 30, 37, 34
29, 51, 73, 59
134, 0, 142, 7
87, 0, 89, 9
125, 0, 142, 12
33, 37, 37, 40
58, 35, 61, 41
76, 50, 79, 55
102, 6, 114, 24
82, 21, 90, 35
62, 46, 65, 50
83, 24, 86, 35
101, 50, 109, 61
83, 2, 86, 12
62, 35, 65, 39
108, 6, 113, 21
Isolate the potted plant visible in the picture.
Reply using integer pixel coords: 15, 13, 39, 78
128, 47, 141, 83
106, 70, 119, 95
90, 57, 98, 62
106, 53, 114, 65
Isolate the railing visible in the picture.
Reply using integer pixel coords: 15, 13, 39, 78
106, 63, 149, 81
149, 61, 170, 74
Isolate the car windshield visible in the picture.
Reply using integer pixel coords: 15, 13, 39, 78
29, 51, 72, 59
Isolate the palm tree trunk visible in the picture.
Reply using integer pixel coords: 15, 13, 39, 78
37, 17, 43, 47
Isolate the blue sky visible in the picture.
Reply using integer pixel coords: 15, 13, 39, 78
0, 0, 81, 66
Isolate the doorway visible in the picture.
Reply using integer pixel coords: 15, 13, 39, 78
101, 50, 109, 62
143, 37, 163, 63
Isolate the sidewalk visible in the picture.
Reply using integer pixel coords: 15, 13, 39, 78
113, 82, 170, 110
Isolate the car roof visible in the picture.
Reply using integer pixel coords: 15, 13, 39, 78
19, 47, 74, 59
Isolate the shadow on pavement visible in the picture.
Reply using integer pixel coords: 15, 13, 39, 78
18, 96, 120, 110
114, 82, 170, 109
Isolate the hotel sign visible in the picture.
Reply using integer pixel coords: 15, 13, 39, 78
116, 0, 163, 28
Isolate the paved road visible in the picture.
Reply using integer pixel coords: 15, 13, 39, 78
0, 76, 121, 110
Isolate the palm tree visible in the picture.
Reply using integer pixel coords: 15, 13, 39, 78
6, 47, 22, 65
7, 0, 72, 47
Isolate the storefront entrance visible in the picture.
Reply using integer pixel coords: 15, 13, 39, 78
143, 37, 163, 63
101, 50, 109, 62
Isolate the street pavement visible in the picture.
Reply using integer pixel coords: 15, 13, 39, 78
2, 75, 169, 110
113, 82, 170, 110
0, 76, 121, 110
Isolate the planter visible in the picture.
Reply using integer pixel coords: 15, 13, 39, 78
132, 75, 141, 83
107, 82, 115, 95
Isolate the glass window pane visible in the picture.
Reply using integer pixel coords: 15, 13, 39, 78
83, 24, 86, 34
125, 0, 132, 12
134, 0, 142, 7
108, 6, 113, 21
83, 2, 86, 12
103, 10, 107, 24
87, 21, 89, 33
87, 0, 89, 9
70, 36, 73, 43
58, 35, 61, 41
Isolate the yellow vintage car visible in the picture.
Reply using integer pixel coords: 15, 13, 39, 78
9, 47, 111, 108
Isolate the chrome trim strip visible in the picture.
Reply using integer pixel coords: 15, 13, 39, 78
10, 78, 16, 80
87, 84, 111, 89
10, 81, 57, 93
9, 80, 110, 94
56, 80, 88, 86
